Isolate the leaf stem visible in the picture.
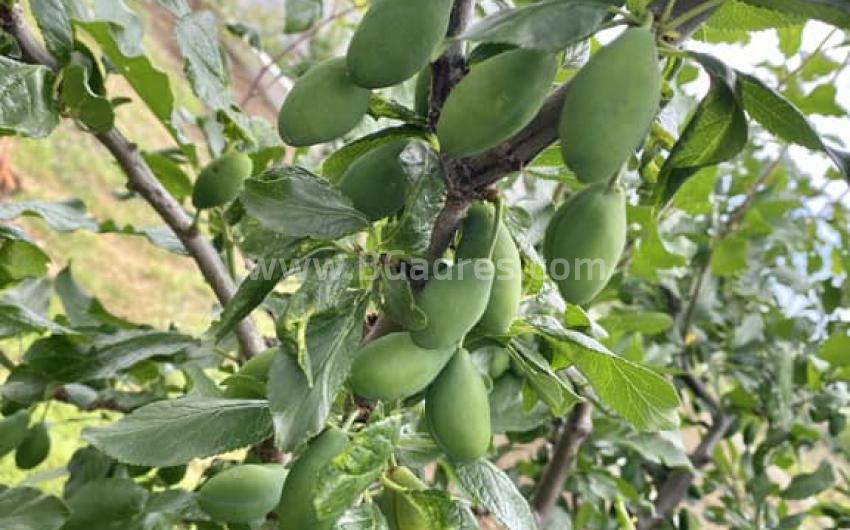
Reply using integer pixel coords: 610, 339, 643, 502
664, 0, 724, 33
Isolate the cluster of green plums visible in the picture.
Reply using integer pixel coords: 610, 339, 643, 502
188, 0, 664, 526
196, 433, 433, 529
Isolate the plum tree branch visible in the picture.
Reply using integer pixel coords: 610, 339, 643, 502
531, 402, 594, 524
427, 0, 475, 129
637, 413, 735, 529
364, 0, 476, 343
0, 4, 266, 357
457, 0, 724, 191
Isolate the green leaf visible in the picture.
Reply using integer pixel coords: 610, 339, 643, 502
314, 417, 401, 520
379, 270, 427, 331
322, 126, 427, 183
737, 73, 823, 150
385, 143, 445, 254
460, 0, 612, 52
711, 236, 749, 277
509, 339, 582, 415
490, 373, 551, 433
617, 433, 693, 469
0, 56, 59, 138
630, 210, 688, 282
818, 332, 850, 367
740, 0, 850, 29
141, 152, 193, 202
334, 504, 390, 530
657, 75, 748, 204
55, 266, 136, 329
789, 83, 845, 117
83, 398, 273, 466
24, 330, 195, 382
599, 311, 674, 335
30, 0, 76, 63
174, 10, 232, 109
404, 490, 479, 529
527, 315, 680, 431
0, 198, 98, 232
706, 0, 805, 30
59, 64, 115, 133
0, 486, 69, 530
368, 94, 426, 126
268, 297, 368, 451
156, 0, 191, 17
92, 0, 144, 56
667, 83, 748, 168
241, 166, 370, 240
75, 20, 175, 129
0, 226, 50, 285
0, 300, 75, 338
61, 477, 147, 530
211, 235, 302, 342
781, 461, 835, 500
285, 0, 323, 33
454, 459, 539, 530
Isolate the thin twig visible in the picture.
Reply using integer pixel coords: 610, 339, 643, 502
240, 5, 357, 106
1, 5, 265, 358
636, 414, 735, 530
532, 402, 594, 524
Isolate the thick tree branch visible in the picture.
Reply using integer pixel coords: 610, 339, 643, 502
427, 0, 475, 128
463, 83, 569, 192
532, 402, 593, 524
637, 414, 735, 530
1, 5, 265, 357
365, 0, 476, 344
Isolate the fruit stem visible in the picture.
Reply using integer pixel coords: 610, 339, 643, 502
380, 474, 406, 492
659, 0, 679, 27
608, 7, 643, 26
486, 197, 503, 261
342, 410, 359, 432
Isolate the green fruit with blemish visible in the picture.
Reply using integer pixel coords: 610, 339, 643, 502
437, 49, 558, 157
192, 152, 253, 209
349, 332, 455, 401
278, 427, 349, 530
347, 0, 454, 89
278, 57, 371, 146
337, 140, 411, 221
198, 464, 286, 523
425, 349, 492, 461
544, 183, 627, 305
14, 422, 50, 470
411, 259, 495, 349
0, 410, 29, 458
456, 202, 522, 335
559, 28, 661, 183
